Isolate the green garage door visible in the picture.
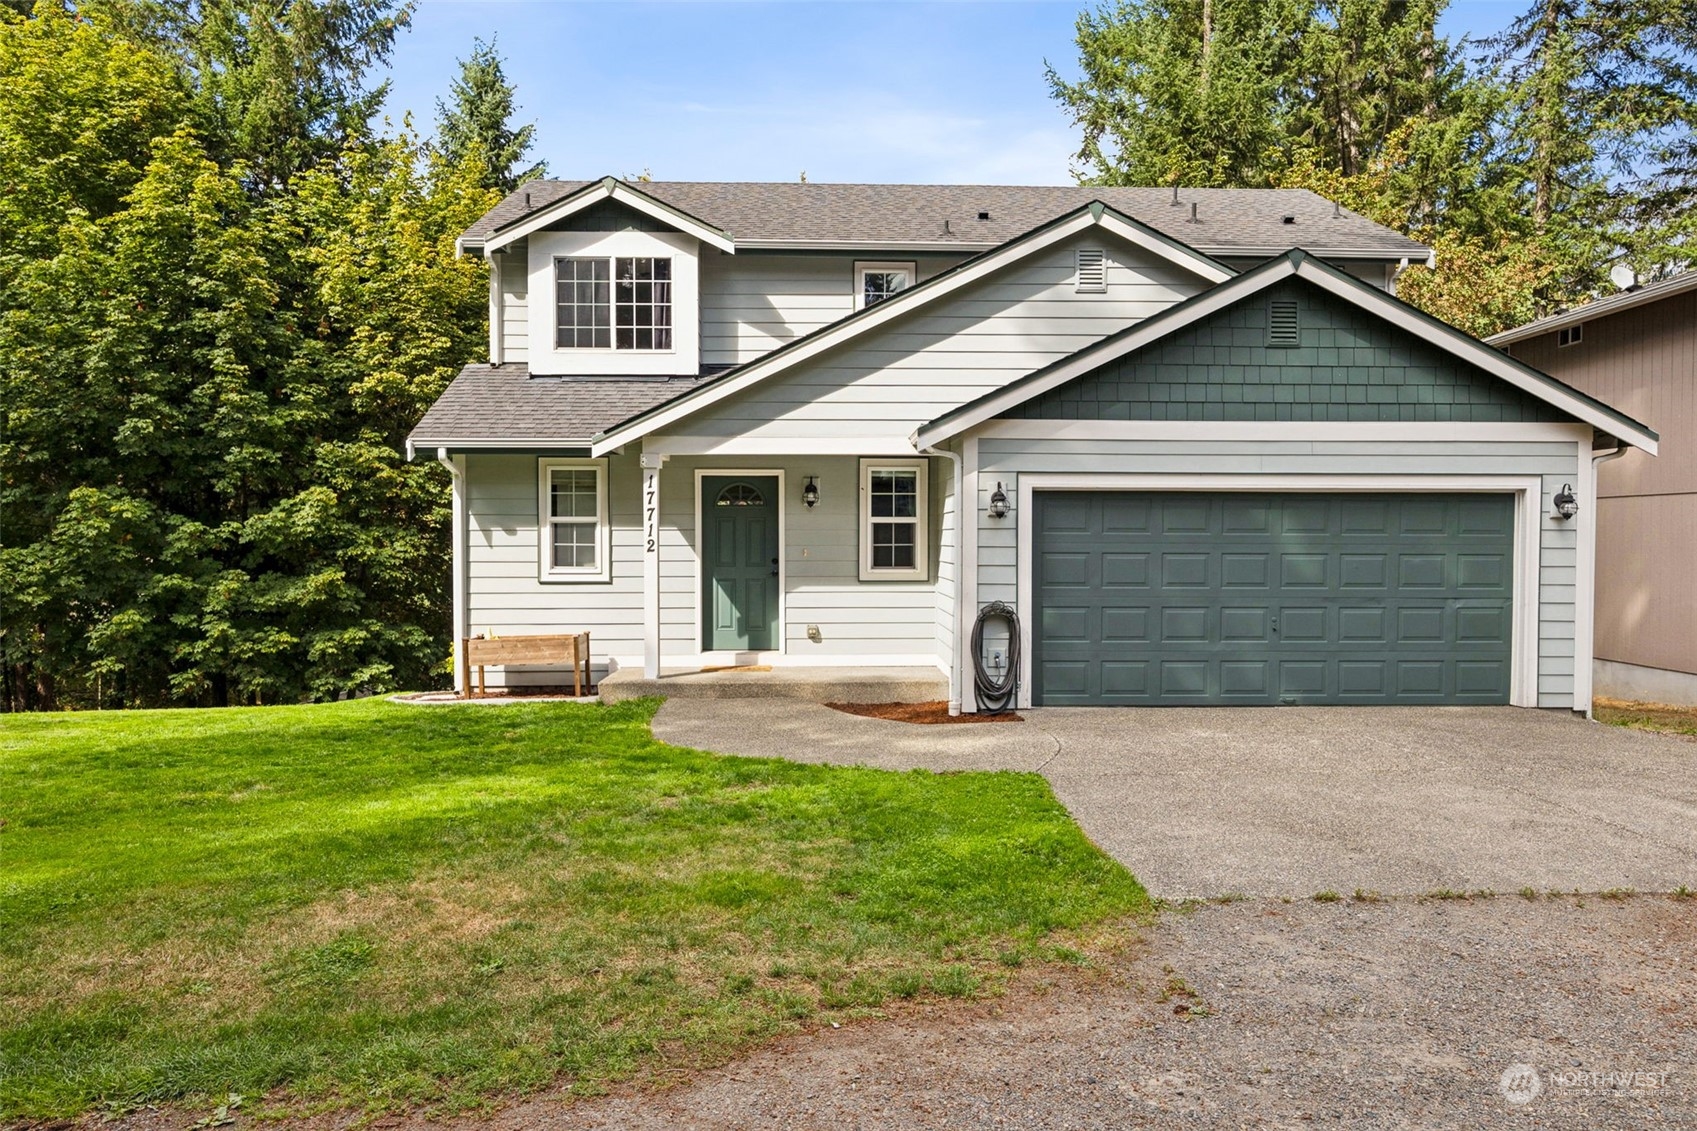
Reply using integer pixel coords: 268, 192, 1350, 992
1033, 492, 1515, 706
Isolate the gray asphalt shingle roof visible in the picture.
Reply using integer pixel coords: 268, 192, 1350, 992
459, 180, 1430, 257
408, 365, 712, 448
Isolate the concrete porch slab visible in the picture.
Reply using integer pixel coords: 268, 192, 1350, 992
599, 665, 947, 705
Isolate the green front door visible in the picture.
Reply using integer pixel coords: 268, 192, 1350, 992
1033, 491, 1516, 706
702, 475, 780, 652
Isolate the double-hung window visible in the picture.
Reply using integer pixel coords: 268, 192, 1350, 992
854, 261, 916, 310
556, 257, 673, 350
859, 458, 928, 581
538, 459, 610, 581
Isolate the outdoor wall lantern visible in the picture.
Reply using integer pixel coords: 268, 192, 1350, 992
1552, 484, 1578, 519
802, 476, 820, 509
988, 482, 1010, 519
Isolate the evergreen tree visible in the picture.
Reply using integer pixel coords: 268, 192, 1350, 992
1488, 0, 1697, 279
84, 0, 411, 188
434, 35, 545, 192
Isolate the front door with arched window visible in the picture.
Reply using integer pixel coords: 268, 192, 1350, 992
701, 475, 780, 651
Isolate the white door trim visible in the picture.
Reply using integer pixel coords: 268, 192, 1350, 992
695, 468, 787, 658
1014, 474, 1544, 710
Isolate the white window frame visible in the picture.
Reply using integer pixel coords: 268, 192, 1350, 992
552, 255, 675, 354
1557, 323, 1583, 348
538, 458, 611, 583
858, 458, 929, 582
854, 261, 917, 311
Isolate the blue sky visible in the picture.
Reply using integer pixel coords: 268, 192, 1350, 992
378, 0, 1529, 186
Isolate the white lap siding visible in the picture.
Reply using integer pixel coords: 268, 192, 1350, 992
671, 233, 1212, 449
497, 239, 529, 363
464, 451, 643, 686
463, 452, 951, 681
973, 437, 1584, 708
699, 253, 964, 367
656, 455, 948, 665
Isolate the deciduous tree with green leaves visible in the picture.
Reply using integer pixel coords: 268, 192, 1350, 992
0, 4, 497, 709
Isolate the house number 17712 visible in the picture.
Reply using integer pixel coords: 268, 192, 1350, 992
644, 472, 657, 553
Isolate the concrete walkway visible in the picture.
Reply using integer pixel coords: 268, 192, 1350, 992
652, 700, 1697, 898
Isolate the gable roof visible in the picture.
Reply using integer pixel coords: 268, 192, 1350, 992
459, 179, 1431, 260
1487, 270, 1697, 346
406, 365, 714, 456
464, 176, 735, 256
914, 250, 1658, 453
587, 201, 1238, 457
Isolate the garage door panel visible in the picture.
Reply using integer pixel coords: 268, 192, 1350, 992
1160, 661, 1209, 695
1221, 554, 1270, 587
1162, 553, 1210, 587
1101, 552, 1150, 587
1221, 606, 1270, 641
1040, 551, 1091, 588
1033, 491, 1513, 706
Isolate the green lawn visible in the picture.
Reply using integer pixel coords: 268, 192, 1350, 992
0, 698, 1146, 1119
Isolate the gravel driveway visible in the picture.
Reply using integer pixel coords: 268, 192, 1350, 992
653, 700, 1697, 898
479, 894, 1696, 1130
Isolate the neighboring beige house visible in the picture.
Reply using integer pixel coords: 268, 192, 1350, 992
1491, 272, 1697, 705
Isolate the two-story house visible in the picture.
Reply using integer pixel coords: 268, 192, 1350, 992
408, 178, 1655, 712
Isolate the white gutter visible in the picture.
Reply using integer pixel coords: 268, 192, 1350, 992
436, 448, 470, 696
919, 444, 965, 716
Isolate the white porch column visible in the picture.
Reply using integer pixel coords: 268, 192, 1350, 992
641, 450, 667, 678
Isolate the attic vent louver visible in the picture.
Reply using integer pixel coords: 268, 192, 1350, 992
1076, 248, 1107, 294
1268, 298, 1300, 347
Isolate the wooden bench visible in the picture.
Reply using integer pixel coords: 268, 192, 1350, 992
463, 633, 591, 697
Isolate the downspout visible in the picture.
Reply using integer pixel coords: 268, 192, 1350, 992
437, 447, 469, 696
1581, 443, 1627, 720
920, 444, 964, 715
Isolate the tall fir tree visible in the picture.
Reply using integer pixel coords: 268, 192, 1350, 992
434, 35, 545, 193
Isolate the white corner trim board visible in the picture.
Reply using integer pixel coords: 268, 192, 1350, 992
1010, 473, 1547, 711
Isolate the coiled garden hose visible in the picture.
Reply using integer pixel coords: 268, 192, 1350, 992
971, 601, 1020, 713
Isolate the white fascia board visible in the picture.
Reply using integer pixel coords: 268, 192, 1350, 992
1211, 245, 1430, 260
409, 437, 595, 449
1288, 257, 1658, 454
912, 259, 1298, 448
1099, 214, 1234, 285
736, 239, 1003, 253
589, 209, 1106, 455
973, 419, 1592, 443
641, 434, 933, 457
482, 178, 736, 256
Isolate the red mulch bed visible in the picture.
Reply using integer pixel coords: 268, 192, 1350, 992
824, 700, 1022, 724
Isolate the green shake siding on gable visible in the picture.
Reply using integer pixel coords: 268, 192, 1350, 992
1006, 280, 1567, 423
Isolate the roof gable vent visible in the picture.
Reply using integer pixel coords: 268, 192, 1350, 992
1076, 248, 1107, 294
1268, 298, 1300, 347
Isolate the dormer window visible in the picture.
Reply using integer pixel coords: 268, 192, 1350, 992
556, 256, 673, 350
855, 261, 916, 310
